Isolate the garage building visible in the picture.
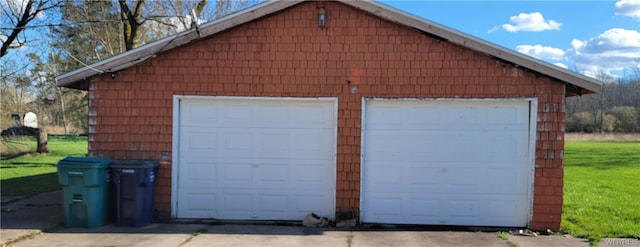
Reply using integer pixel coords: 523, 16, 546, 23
57, 0, 601, 230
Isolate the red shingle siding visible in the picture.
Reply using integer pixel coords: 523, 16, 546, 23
88, 1, 565, 230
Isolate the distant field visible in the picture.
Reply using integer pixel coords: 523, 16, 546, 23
562, 141, 640, 241
565, 133, 640, 141
0, 135, 88, 196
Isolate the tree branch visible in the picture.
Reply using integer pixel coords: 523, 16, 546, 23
0, 0, 62, 57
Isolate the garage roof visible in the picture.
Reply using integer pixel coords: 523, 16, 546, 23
56, 0, 601, 95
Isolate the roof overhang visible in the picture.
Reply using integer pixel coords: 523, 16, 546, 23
57, 0, 601, 95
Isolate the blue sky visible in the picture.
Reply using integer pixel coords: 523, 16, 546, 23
379, 0, 640, 79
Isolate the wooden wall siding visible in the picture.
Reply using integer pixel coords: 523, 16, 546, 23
87, 1, 565, 230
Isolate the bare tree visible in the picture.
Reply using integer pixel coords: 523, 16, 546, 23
118, 0, 146, 50
566, 70, 640, 133
117, 0, 228, 51
0, 0, 62, 57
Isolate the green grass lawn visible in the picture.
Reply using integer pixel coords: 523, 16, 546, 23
562, 141, 640, 241
0, 135, 37, 158
1, 135, 88, 196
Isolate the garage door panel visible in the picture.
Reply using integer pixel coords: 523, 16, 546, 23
295, 162, 332, 184
182, 99, 333, 128
446, 199, 479, 217
259, 105, 290, 123
364, 195, 528, 226
176, 189, 218, 218
185, 131, 218, 150
406, 166, 440, 185
223, 104, 254, 123
259, 163, 289, 182
439, 107, 481, 125
487, 198, 527, 218
407, 106, 443, 125
186, 162, 216, 181
368, 101, 529, 131
260, 133, 290, 152
487, 108, 521, 124
180, 129, 334, 159
364, 132, 527, 162
295, 194, 334, 215
407, 198, 440, 217
365, 196, 403, 217
182, 103, 219, 126
222, 162, 253, 184
259, 130, 333, 159
484, 168, 522, 186
180, 159, 333, 190
364, 131, 439, 156
258, 194, 290, 213
177, 98, 336, 220
362, 99, 532, 227
379, 165, 526, 191
224, 132, 254, 152
363, 196, 444, 221
222, 193, 253, 218
443, 195, 528, 225
365, 105, 404, 127
445, 168, 481, 185
292, 132, 332, 154
295, 104, 335, 125
188, 129, 332, 159
365, 161, 528, 195
224, 102, 333, 129
216, 192, 335, 220
366, 165, 403, 185
255, 193, 332, 220
186, 193, 217, 211
367, 182, 516, 195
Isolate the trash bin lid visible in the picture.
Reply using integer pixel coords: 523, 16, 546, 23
110, 160, 159, 169
57, 157, 112, 169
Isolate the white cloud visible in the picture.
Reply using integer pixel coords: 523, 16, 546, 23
568, 28, 640, 62
5, 0, 28, 15
516, 44, 565, 60
615, 0, 640, 20
516, 28, 640, 78
487, 26, 500, 34
567, 28, 640, 76
502, 12, 562, 32
147, 13, 206, 36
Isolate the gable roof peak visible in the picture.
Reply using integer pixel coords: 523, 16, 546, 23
56, 0, 601, 95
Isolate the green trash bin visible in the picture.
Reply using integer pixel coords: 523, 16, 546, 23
57, 157, 112, 228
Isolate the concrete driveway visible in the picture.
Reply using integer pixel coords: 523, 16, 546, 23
7, 223, 514, 247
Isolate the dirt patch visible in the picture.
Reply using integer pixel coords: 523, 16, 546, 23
565, 133, 640, 141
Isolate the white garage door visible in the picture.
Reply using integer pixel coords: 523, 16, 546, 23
174, 97, 336, 220
361, 99, 533, 227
